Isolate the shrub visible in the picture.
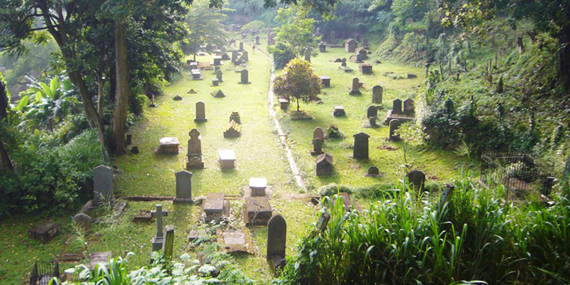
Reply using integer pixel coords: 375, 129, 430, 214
318, 183, 352, 197
326, 125, 344, 139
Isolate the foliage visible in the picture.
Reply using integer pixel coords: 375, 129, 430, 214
185, 0, 229, 59
241, 20, 265, 32
318, 183, 352, 197
326, 125, 344, 139
270, 43, 296, 70
271, 6, 319, 58
395, 121, 426, 164
276, 177, 570, 284
273, 58, 321, 111
0, 130, 105, 216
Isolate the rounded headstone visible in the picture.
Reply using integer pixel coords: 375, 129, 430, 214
73, 213, 92, 232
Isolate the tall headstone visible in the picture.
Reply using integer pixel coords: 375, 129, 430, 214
151, 204, 169, 251
350, 78, 361, 95
72, 213, 92, 232
242, 50, 249, 61
216, 69, 223, 82
174, 171, 192, 204
231, 50, 238, 62
162, 225, 174, 259
404, 99, 415, 116
239, 69, 250, 84
367, 106, 377, 118
392, 99, 403, 115
255, 35, 260, 44
407, 170, 426, 191
93, 165, 113, 206
353, 132, 370, 159
389, 119, 402, 141
372, 85, 383, 104
313, 127, 324, 141
267, 214, 287, 274
194, 101, 207, 123
187, 129, 204, 169
239, 42, 244, 51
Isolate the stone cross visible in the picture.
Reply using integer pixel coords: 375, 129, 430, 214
162, 225, 175, 259
194, 101, 207, 122
392, 99, 403, 115
174, 170, 192, 204
267, 214, 287, 274
353, 132, 370, 159
151, 204, 168, 251
93, 165, 113, 206
372, 85, 383, 104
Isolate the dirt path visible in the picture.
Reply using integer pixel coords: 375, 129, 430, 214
255, 46, 307, 191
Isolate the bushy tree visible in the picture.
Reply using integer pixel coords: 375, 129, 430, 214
185, 0, 229, 61
273, 58, 321, 112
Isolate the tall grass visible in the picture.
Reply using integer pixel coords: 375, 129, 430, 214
276, 178, 570, 284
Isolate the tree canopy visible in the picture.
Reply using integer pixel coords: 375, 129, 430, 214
274, 58, 321, 111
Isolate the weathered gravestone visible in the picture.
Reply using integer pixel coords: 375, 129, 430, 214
151, 204, 169, 251
356, 49, 368, 62
359, 62, 373, 74
93, 165, 113, 206
345, 39, 358, 52
158, 137, 179, 154
244, 196, 273, 226
320, 75, 331, 87
267, 214, 287, 274
73, 213, 92, 232
350, 78, 361, 95
187, 129, 204, 169
392, 99, 403, 115
278, 98, 289, 110
362, 38, 369, 47
229, 111, 241, 124
304, 49, 311, 62
353, 132, 370, 159
231, 50, 238, 62
404, 98, 415, 116
316, 153, 333, 176
212, 89, 225, 98
89, 252, 111, 271
239, 42, 244, 51
219, 150, 237, 169
255, 35, 260, 44
333, 106, 346, 117
249, 177, 268, 197
242, 51, 249, 62
194, 101, 207, 122
212, 78, 219, 86
29, 223, 61, 243
174, 170, 192, 204
212, 56, 222, 66
191, 69, 203, 80
369, 117, 378, 127
372, 85, 383, 104
367, 106, 378, 118
407, 170, 426, 191
389, 119, 402, 141
367, 166, 380, 177
438, 183, 455, 210
313, 127, 325, 141
311, 137, 324, 156
162, 225, 174, 259
319, 42, 326, 52
203, 193, 230, 222
239, 69, 251, 84
216, 69, 223, 82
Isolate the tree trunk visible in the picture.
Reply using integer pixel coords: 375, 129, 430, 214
559, 35, 570, 91
97, 74, 105, 115
112, 21, 129, 155
0, 80, 14, 171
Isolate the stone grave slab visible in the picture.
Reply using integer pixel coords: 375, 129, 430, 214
188, 228, 210, 243
202, 193, 230, 222
249, 177, 268, 196
89, 252, 111, 271
29, 223, 61, 243
158, 137, 179, 154
278, 98, 289, 110
216, 228, 254, 254
244, 196, 273, 226
320, 75, 331, 87
191, 69, 203, 80
219, 150, 237, 169
133, 210, 152, 222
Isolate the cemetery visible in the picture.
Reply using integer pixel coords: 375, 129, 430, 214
0, 0, 569, 284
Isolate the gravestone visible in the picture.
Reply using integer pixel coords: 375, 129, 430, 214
267, 214, 287, 274
319, 42, 326, 52
89, 252, 111, 271
212, 78, 219, 86
279, 98, 289, 110
356, 49, 368, 62
212, 56, 222, 66
249, 178, 268, 196
320, 75, 331, 87
439, 183, 455, 210
231, 50, 238, 62
229, 111, 241, 124
219, 150, 236, 169
162, 225, 174, 259
362, 38, 369, 47
194, 101, 207, 122
345, 39, 358, 52
239, 42, 244, 51
353, 132, 370, 159
313, 127, 324, 141
359, 63, 373, 74
311, 137, 324, 156
333, 106, 346, 117
369, 117, 378, 127
221, 52, 230, 60
29, 223, 61, 243
244, 196, 273, 226
174, 171, 192, 204
367, 106, 377, 118
191, 69, 203, 80
72, 213, 92, 232
316, 153, 333, 176
133, 210, 152, 222
187, 129, 204, 169
242, 51, 249, 61
151, 204, 169, 251
367, 166, 379, 176
203, 193, 229, 222
158, 137, 179, 154
93, 165, 113, 206
372, 85, 383, 104
239, 69, 251, 84
389, 119, 402, 141
224, 120, 241, 138
212, 89, 225, 98
392, 99, 403, 115
255, 35, 260, 44
407, 170, 426, 191
404, 99, 415, 116
215, 70, 223, 83
349, 78, 361, 95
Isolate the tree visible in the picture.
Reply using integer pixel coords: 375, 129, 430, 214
185, 0, 229, 61
271, 6, 319, 58
0, 73, 14, 171
395, 122, 426, 165
273, 58, 321, 112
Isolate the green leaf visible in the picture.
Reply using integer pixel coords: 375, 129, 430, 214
15, 94, 30, 111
